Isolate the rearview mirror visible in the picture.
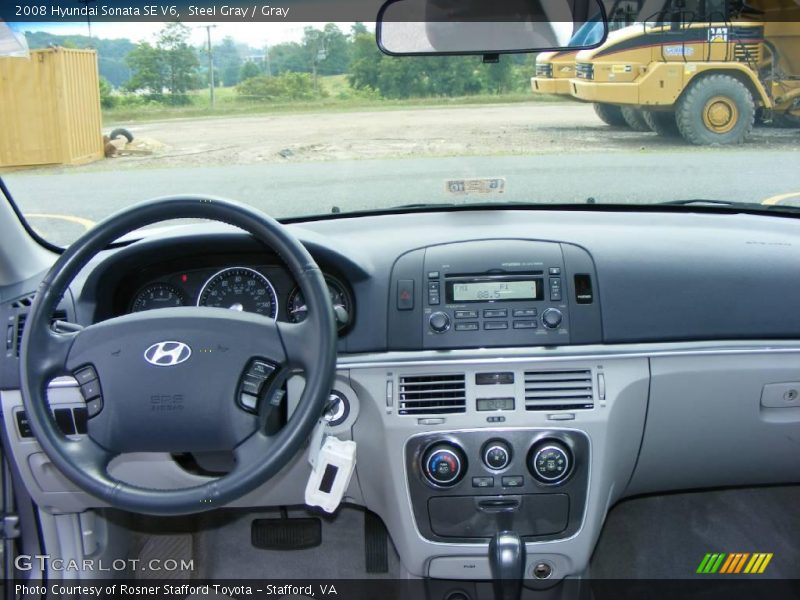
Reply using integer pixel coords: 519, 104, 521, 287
377, 0, 609, 55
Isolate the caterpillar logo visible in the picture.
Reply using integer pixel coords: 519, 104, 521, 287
707, 27, 729, 42
697, 552, 773, 574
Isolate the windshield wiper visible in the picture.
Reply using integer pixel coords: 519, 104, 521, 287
657, 199, 800, 214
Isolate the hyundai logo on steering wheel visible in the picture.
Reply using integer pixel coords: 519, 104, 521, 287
144, 341, 192, 367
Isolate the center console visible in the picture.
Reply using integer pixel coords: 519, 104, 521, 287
388, 240, 602, 350
406, 429, 589, 543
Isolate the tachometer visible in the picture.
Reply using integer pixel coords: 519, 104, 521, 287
130, 283, 186, 312
197, 267, 278, 319
287, 277, 352, 331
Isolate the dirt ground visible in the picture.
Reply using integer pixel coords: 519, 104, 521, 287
95, 101, 798, 171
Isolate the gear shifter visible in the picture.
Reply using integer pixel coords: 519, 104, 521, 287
489, 531, 526, 600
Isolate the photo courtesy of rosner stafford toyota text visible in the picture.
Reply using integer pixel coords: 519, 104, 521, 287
1, 0, 799, 598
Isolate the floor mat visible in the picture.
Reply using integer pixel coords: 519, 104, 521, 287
193, 505, 402, 579
590, 486, 800, 579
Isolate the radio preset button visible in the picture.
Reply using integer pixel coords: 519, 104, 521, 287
512, 308, 537, 317
513, 320, 537, 329
455, 322, 479, 331
455, 310, 478, 319
483, 309, 508, 318
484, 322, 508, 330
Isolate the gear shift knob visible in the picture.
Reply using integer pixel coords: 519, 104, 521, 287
489, 531, 526, 600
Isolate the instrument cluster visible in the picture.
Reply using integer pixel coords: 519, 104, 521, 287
126, 264, 354, 332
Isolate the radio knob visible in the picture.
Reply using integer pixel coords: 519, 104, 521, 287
542, 308, 563, 329
429, 311, 451, 333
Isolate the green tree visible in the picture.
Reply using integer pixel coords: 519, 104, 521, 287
125, 41, 165, 95
240, 61, 261, 81
157, 23, 199, 102
98, 76, 115, 108
216, 36, 242, 87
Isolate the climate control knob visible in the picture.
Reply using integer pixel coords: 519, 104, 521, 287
429, 311, 451, 333
422, 443, 466, 487
529, 440, 572, 484
483, 440, 512, 470
541, 308, 563, 329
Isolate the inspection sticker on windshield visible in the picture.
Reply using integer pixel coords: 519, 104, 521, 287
446, 177, 506, 196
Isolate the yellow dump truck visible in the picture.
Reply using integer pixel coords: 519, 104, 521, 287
531, 0, 646, 128
570, 1, 800, 144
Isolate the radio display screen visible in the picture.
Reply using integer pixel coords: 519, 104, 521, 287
448, 278, 542, 303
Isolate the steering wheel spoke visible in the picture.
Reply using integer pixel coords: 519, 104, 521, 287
27, 326, 81, 381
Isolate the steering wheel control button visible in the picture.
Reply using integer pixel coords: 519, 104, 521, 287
472, 476, 494, 489
76, 370, 104, 419
529, 441, 572, 484
501, 476, 524, 488
542, 308, 563, 329
73, 365, 98, 385
238, 358, 278, 412
483, 441, 512, 471
86, 398, 104, 418
240, 393, 258, 411
248, 360, 276, 379
422, 443, 466, 487
429, 311, 451, 333
73, 407, 88, 434
79, 379, 102, 401
53, 408, 76, 435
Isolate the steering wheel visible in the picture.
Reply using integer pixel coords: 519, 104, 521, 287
19, 196, 337, 515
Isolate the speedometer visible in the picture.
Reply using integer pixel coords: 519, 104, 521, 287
197, 267, 278, 319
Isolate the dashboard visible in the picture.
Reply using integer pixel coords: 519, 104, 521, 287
3, 207, 800, 584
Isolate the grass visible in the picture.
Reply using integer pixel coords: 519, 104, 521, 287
103, 75, 565, 125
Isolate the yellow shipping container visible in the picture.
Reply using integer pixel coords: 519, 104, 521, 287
0, 47, 104, 168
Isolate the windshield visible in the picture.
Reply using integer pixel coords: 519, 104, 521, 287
1, 7, 799, 247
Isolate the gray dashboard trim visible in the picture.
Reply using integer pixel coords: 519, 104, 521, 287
338, 340, 800, 369
41, 340, 800, 391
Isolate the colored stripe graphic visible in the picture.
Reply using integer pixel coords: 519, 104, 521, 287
700, 552, 773, 574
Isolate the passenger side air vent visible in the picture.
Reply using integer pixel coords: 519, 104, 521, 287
398, 374, 466, 415
524, 369, 594, 411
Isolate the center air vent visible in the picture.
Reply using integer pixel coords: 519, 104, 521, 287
398, 374, 466, 415
524, 369, 594, 411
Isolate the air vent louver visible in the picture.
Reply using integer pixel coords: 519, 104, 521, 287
524, 369, 594, 411
398, 374, 466, 415
14, 309, 68, 357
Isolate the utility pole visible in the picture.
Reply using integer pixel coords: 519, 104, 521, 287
197, 24, 217, 109
78, 0, 96, 39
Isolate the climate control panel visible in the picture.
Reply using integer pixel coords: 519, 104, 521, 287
406, 430, 588, 543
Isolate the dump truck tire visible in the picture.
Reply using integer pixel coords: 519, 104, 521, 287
593, 103, 628, 127
109, 128, 134, 143
643, 111, 681, 137
620, 107, 652, 132
676, 74, 754, 145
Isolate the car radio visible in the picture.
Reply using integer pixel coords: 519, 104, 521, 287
388, 239, 602, 350
422, 240, 570, 349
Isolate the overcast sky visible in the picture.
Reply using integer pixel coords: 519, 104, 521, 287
13, 21, 361, 48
